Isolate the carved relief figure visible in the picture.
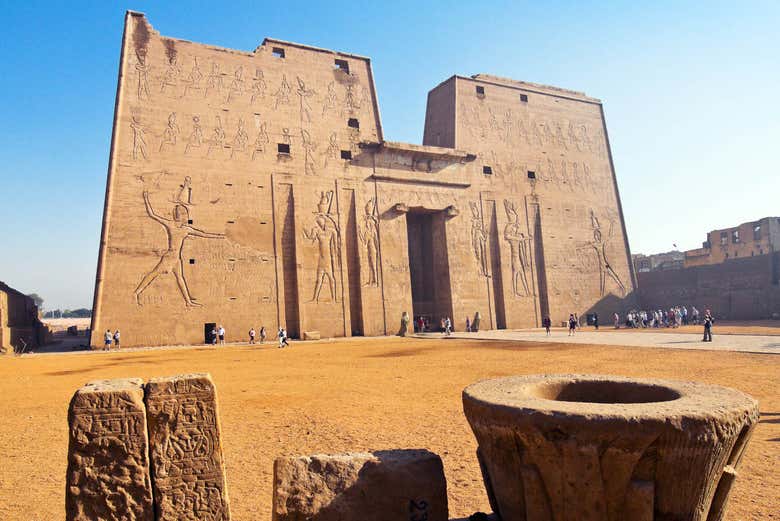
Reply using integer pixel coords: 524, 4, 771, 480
226, 66, 245, 103
273, 75, 291, 109
159, 112, 180, 152
342, 83, 359, 115
230, 119, 248, 159
205, 62, 223, 97
502, 109, 514, 142
281, 127, 292, 145
323, 132, 339, 168
160, 55, 181, 94
134, 182, 225, 307
134, 50, 151, 101
304, 191, 341, 302
207, 116, 225, 156
469, 202, 489, 277
184, 115, 203, 155
252, 122, 269, 160
130, 116, 149, 160
580, 210, 627, 297
250, 69, 266, 103
322, 81, 338, 116
183, 57, 203, 98
358, 198, 379, 286
300, 129, 317, 175
503, 200, 532, 297
296, 76, 316, 123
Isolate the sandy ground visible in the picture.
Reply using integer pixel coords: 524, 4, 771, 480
0, 336, 777, 520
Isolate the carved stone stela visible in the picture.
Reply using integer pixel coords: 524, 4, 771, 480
66, 374, 230, 521
145, 374, 231, 521
66, 378, 154, 521
462, 375, 759, 521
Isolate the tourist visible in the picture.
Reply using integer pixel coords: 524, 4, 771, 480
440, 317, 446, 333
103, 329, 112, 351
278, 327, 289, 348
445, 317, 452, 336
692, 306, 700, 325
211, 326, 218, 345
473, 312, 481, 332
568, 314, 577, 336
399, 311, 409, 337
113, 329, 121, 349
465, 317, 471, 332
613, 312, 619, 329
218, 324, 225, 345
703, 312, 714, 342
593, 313, 599, 330
260, 326, 267, 343
542, 316, 551, 336
248, 327, 256, 344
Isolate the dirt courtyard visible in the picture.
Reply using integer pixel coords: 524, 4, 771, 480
0, 336, 777, 520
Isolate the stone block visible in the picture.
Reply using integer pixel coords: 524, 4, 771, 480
463, 374, 759, 521
66, 378, 154, 521
145, 373, 231, 520
303, 330, 321, 340
272, 449, 448, 521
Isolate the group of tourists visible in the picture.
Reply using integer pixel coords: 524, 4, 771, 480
614, 306, 701, 329
213, 325, 291, 348
102, 329, 121, 350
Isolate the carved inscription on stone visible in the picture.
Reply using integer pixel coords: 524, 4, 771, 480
145, 374, 231, 521
66, 378, 154, 521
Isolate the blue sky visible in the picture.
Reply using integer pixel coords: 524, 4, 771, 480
1, 1, 778, 310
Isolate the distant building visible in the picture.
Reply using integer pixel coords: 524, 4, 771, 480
632, 251, 684, 273
685, 217, 780, 267
0, 281, 43, 353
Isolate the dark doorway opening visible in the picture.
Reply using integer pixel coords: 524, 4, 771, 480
406, 210, 453, 329
204, 322, 216, 344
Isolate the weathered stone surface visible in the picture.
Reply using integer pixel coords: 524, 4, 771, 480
303, 330, 321, 340
91, 12, 637, 348
66, 378, 154, 521
463, 374, 759, 521
145, 373, 230, 520
272, 449, 448, 521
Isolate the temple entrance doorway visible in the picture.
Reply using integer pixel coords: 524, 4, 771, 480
406, 210, 453, 332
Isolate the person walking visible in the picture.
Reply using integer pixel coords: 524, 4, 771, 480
260, 326, 267, 344
103, 329, 113, 351
445, 317, 452, 336
593, 313, 599, 330
249, 327, 256, 344
211, 326, 218, 345
613, 312, 620, 329
703, 313, 714, 342
113, 330, 121, 350
542, 316, 551, 336
218, 324, 225, 345
568, 314, 577, 336
465, 317, 471, 332
278, 327, 290, 348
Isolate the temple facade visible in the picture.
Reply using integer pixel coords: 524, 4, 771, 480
90, 11, 636, 347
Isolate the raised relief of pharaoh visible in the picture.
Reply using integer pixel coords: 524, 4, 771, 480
469, 202, 489, 277
503, 200, 532, 297
577, 210, 627, 296
358, 198, 380, 287
304, 191, 341, 303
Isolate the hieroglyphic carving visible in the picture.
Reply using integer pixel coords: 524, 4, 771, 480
207, 116, 226, 157
185, 115, 203, 155
358, 197, 379, 287
578, 210, 626, 296
205, 62, 223, 98
469, 202, 489, 277
225, 66, 244, 103
323, 131, 339, 168
229, 119, 248, 159
160, 54, 181, 95
273, 74, 291, 109
134, 51, 151, 102
159, 112, 180, 153
503, 200, 531, 297
322, 81, 338, 116
250, 69, 266, 103
301, 129, 317, 175
145, 374, 231, 521
304, 191, 341, 302
134, 179, 225, 307
252, 122, 269, 160
131, 116, 149, 160
342, 83, 359, 115
296, 76, 316, 123
183, 57, 203, 98
66, 379, 154, 521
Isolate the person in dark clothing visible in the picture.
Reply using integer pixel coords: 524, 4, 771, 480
593, 313, 599, 330
702, 313, 714, 342
568, 314, 577, 336
542, 316, 551, 336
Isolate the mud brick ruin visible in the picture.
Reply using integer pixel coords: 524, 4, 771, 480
91, 11, 636, 347
66, 373, 230, 521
